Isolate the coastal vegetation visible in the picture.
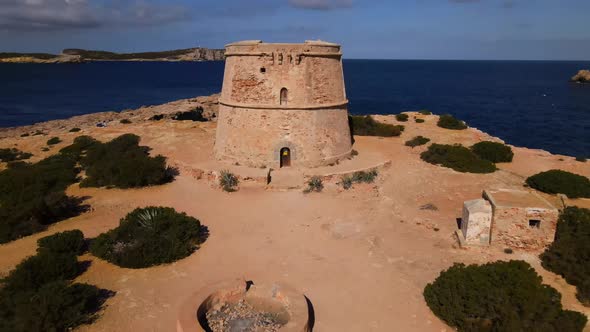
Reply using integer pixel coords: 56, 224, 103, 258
349, 115, 403, 137
120, 119, 132, 124
62, 48, 223, 61
0, 52, 55, 60
526, 170, 590, 198
437, 114, 467, 130
541, 207, 590, 305
0, 230, 109, 332
69, 127, 81, 132
405, 136, 430, 148
77, 134, 171, 189
424, 260, 587, 332
219, 170, 239, 192
304, 176, 324, 193
419, 110, 432, 115
471, 141, 514, 163
341, 169, 379, 189
90, 207, 207, 268
172, 108, 207, 122
47, 137, 62, 145
420, 144, 496, 173
395, 113, 409, 122
0, 147, 32, 162
415, 118, 425, 123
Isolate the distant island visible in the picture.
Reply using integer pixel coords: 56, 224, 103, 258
0, 47, 225, 63
571, 69, 590, 83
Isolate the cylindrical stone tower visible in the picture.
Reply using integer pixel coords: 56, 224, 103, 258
214, 40, 352, 168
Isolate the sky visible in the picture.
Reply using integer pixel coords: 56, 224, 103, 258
1, 0, 589, 60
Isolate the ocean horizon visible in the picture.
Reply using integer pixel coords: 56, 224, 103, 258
1, 59, 589, 157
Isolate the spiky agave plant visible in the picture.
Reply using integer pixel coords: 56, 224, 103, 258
219, 170, 239, 192
136, 207, 161, 229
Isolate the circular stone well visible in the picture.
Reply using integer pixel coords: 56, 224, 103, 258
177, 280, 313, 332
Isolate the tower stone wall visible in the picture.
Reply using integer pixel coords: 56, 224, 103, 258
214, 40, 352, 168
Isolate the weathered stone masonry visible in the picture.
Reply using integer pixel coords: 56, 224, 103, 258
214, 40, 353, 168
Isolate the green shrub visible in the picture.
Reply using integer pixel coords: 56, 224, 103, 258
0, 281, 105, 332
349, 115, 403, 137
149, 114, 164, 121
90, 206, 207, 268
420, 144, 496, 173
437, 114, 467, 130
576, 156, 587, 162
58, 135, 98, 159
0, 154, 81, 244
419, 110, 432, 115
69, 128, 81, 132
341, 176, 353, 190
172, 108, 206, 122
304, 176, 324, 193
219, 170, 239, 192
405, 136, 430, 148
33, 130, 44, 136
415, 118, 425, 123
38, 230, 85, 255
79, 134, 172, 188
526, 170, 590, 198
0, 148, 32, 162
541, 207, 590, 305
424, 260, 587, 332
395, 113, 409, 122
471, 141, 514, 163
47, 137, 62, 145
352, 169, 378, 183
20, 133, 30, 137
2, 251, 80, 292
504, 248, 514, 254
120, 119, 132, 124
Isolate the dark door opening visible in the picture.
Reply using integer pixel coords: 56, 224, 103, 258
280, 88, 288, 106
280, 148, 291, 168
529, 219, 541, 228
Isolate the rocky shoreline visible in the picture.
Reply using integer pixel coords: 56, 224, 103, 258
571, 69, 590, 83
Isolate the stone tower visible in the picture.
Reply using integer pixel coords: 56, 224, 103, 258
214, 40, 352, 168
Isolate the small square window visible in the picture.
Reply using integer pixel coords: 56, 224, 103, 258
260, 67, 266, 73
529, 220, 541, 228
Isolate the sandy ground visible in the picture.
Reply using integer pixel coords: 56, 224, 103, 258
0, 107, 589, 332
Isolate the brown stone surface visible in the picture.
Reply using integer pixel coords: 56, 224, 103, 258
215, 41, 352, 168
0, 101, 589, 331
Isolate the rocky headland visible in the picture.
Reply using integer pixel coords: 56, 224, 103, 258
571, 69, 590, 83
0, 47, 224, 64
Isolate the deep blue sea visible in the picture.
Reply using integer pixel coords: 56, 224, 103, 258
0, 60, 589, 156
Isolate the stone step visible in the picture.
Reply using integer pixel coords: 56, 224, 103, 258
267, 168, 304, 190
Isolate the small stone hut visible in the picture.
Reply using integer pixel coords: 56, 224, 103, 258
214, 40, 352, 169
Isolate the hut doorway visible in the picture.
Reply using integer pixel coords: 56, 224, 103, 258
280, 148, 291, 168
280, 88, 288, 106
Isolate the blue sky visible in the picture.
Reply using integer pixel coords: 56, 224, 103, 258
1, 0, 589, 60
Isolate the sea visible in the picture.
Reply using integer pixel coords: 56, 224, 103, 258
0, 60, 589, 157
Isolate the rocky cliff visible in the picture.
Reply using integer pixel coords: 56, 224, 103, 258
0, 47, 224, 63
571, 70, 590, 83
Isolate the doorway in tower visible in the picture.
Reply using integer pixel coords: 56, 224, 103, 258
280, 148, 291, 167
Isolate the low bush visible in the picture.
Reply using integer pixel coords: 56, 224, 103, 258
69, 128, 81, 132
47, 137, 62, 145
304, 176, 324, 193
424, 260, 587, 332
419, 110, 432, 115
576, 156, 587, 162
541, 207, 590, 305
20, 133, 30, 137
0, 148, 32, 162
0, 154, 81, 244
90, 206, 207, 268
437, 114, 467, 130
2, 251, 80, 292
352, 169, 378, 183
349, 115, 403, 137
405, 136, 430, 148
148, 114, 164, 121
79, 134, 172, 188
0, 281, 104, 332
395, 113, 409, 122
526, 170, 590, 198
341, 176, 353, 190
415, 118, 425, 123
219, 170, 239, 192
38, 230, 85, 255
120, 119, 132, 124
471, 141, 514, 163
33, 130, 44, 136
172, 108, 206, 122
420, 144, 496, 173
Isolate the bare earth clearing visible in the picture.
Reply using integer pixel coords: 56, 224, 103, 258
0, 98, 589, 332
